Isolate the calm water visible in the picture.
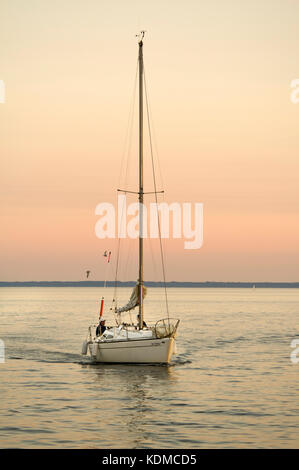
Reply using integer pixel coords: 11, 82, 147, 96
0, 287, 298, 448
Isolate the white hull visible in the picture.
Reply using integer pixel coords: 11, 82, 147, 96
88, 336, 176, 364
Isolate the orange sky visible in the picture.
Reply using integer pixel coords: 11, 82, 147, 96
0, 0, 298, 281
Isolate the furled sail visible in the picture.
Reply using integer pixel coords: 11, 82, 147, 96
116, 283, 147, 313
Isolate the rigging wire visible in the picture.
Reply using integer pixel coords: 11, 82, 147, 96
113, 59, 139, 315
147, 221, 159, 281
117, 58, 139, 190
113, 49, 170, 324
143, 65, 170, 321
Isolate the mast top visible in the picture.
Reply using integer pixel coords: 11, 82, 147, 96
136, 30, 146, 45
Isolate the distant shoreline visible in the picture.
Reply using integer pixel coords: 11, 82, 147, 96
0, 281, 298, 288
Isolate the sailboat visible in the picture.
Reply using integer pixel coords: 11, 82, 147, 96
81, 33, 180, 364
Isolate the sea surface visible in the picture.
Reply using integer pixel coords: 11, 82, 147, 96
0, 287, 298, 449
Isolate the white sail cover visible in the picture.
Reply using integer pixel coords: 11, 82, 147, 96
116, 283, 147, 313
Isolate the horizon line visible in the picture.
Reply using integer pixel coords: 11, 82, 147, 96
1, 281, 299, 288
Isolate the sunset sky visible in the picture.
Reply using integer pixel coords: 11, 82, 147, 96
0, 0, 298, 282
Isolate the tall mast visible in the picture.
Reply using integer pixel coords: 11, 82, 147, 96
138, 33, 145, 330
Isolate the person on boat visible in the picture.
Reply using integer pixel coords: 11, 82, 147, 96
137, 314, 147, 328
96, 319, 106, 336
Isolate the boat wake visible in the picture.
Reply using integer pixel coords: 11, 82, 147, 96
172, 356, 192, 366
8, 347, 90, 365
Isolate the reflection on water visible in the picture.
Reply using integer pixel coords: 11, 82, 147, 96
81, 363, 177, 448
0, 287, 299, 448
